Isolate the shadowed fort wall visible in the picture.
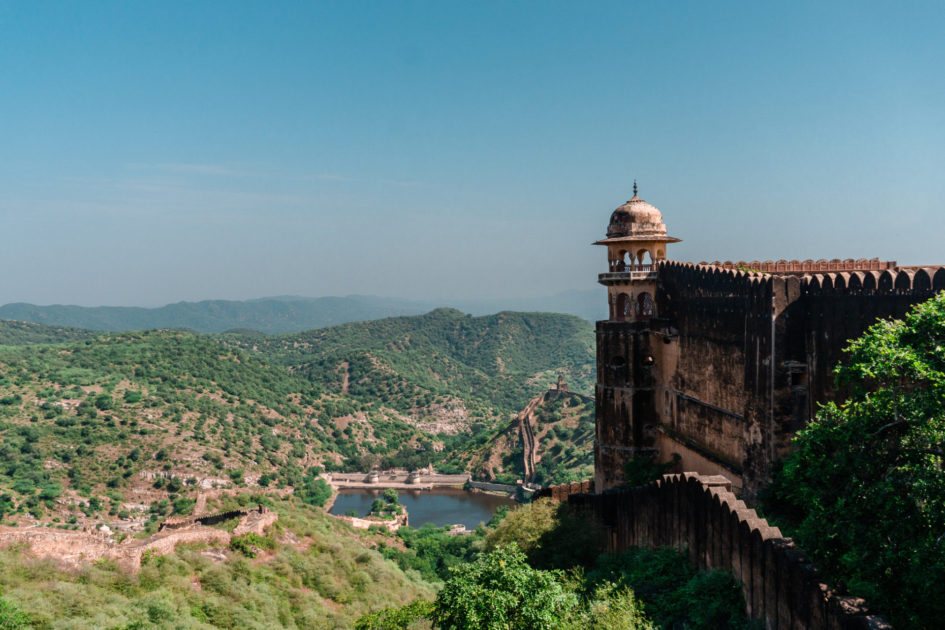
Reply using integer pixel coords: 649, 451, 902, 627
543, 475, 892, 630
596, 261, 945, 495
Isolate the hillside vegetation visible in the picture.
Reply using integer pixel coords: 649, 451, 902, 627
0, 495, 433, 629
227, 308, 594, 415
459, 390, 596, 485
0, 310, 594, 532
0, 296, 432, 335
0, 319, 97, 346
0, 290, 606, 335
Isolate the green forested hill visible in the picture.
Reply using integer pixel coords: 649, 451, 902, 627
0, 319, 98, 345
0, 295, 432, 334
0, 312, 600, 628
225, 308, 595, 415
0, 310, 594, 533
0, 290, 606, 334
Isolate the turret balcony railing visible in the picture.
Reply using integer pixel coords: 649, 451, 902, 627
598, 264, 658, 284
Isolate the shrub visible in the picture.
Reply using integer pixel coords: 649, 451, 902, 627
296, 477, 332, 507
94, 394, 113, 410
485, 499, 606, 570
433, 544, 575, 630
229, 532, 275, 558
354, 600, 433, 630
0, 596, 31, 629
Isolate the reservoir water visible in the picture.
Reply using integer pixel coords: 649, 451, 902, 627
329, 488, 516, 529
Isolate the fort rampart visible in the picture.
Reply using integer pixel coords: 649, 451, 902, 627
545, 475, 891, 630
596, 259, 945, 495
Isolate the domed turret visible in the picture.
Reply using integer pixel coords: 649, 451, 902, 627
606, 189, 668, 239
594, 183, 682, 322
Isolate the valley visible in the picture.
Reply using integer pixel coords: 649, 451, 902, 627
0, 310, 594, 536
0, 309, 605, 628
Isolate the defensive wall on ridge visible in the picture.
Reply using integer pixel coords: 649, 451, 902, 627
543, 475, 891, 630
595, 259, 945, 495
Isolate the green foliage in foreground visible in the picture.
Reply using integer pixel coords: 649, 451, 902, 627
379, 523, 484, 583
766, 292, 945, 630
432, 544, 577, 630
586, 548, 753, 630
372, 542, 751, 630
367, 499, 753, 630
485, 498, 606, 570
355, 599, 434, 630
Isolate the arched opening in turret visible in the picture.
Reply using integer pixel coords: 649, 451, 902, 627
615, 292, 631, 322
635, 250, 654, 272
615, 250, 629, 271
636, 292, 656, 320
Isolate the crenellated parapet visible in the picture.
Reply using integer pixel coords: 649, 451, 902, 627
658, 260, 775, 307
802, 266, 945, 297
704, 258, 896, 274
659, 260, 945, 300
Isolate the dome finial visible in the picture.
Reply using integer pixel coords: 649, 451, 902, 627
633, 180, 638, 197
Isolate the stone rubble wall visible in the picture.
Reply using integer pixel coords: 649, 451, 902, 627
0, 505, 277, 573
467, 480, 520, 494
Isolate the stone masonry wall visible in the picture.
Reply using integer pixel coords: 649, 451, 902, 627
633, 261, 945, 495
548, 475, 891, 630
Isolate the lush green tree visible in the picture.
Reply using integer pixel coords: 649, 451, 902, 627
433, 544, 575, 630
769, 292, 945, 629
297, 477, 332, 507
485, 498, 606, 570
93, 393, 113, 410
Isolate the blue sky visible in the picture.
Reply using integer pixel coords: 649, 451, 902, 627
1, 1, 943, 306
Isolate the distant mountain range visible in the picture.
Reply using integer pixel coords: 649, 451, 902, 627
0, 290, 606, 334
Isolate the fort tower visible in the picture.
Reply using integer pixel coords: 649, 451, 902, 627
594, 182, 680, 322
592, 188, 945, 496
593, 185, 680, 491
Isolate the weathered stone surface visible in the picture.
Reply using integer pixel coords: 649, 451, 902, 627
544, 475, 892, 630
595, 259, 945, 496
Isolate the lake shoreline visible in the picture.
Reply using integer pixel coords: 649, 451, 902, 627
328, 487, 515, 530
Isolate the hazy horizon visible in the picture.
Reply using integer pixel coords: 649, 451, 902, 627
2, 1, 943, 307
0, 288, 602, 311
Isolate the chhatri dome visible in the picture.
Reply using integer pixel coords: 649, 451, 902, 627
594, 182, 681, 251
594, 182, 682, 322
606, 181, 669, 239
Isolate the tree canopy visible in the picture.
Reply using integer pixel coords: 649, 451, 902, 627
432, 544, 576, 630
770, 291, 945, 629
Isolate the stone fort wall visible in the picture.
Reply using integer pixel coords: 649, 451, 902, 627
595, 260, 945, 495
546, 475, 891, 630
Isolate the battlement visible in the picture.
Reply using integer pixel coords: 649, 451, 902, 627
658, 260, 945, 300
703, 258, 896, 274
802, 266, 945, 296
